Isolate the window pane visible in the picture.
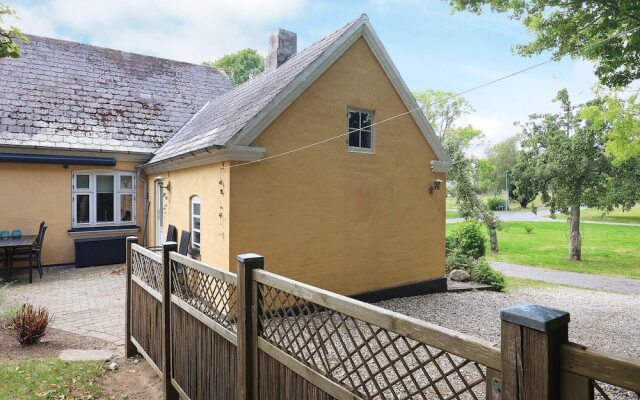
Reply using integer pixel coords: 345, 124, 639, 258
193, 217, 200, 230
120, 175, 133, 190
193, 202, 200, 216
76, 194, 90, 223
348, 130, 360, 147
348, 111, 359, 130
360, 112, 372, 129
121, 194, 133, 222
193, 231, 201, 247
97, 175, 114, 222
361, 131, 372, 149
76, 175, 90, 189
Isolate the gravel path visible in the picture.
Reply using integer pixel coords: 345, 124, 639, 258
377, 286, 640, 358
492, 261, 640, 294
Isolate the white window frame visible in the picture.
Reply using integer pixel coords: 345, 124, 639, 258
191, 196, 201, 249
347, 108, 375, 154
71, 171, 137, 228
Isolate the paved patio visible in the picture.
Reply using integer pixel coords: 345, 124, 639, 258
2, 264, 125, 350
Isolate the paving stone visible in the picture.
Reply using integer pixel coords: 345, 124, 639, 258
60, 349, 113, 362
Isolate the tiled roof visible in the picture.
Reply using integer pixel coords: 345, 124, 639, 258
0, 35, 233, 154
148, 16, 364, 165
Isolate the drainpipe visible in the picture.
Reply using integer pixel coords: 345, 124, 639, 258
136, 166, 149, 246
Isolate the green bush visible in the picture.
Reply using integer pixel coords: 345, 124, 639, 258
446, 220, 486, 259
471, 259, 505, 291
524, 224, 534, 234
486, 196, 507, 211
444, 249, 475, 273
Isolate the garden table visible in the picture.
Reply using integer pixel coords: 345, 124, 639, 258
0, 235, 38, 282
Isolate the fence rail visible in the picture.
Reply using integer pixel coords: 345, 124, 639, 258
124, 237, 640, 400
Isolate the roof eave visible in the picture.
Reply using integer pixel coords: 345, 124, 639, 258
142, 145, 266, 174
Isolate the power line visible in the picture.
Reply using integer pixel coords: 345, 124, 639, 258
231, 25, 640, 168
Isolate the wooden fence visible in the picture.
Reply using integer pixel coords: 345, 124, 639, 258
125, 237, 640, 400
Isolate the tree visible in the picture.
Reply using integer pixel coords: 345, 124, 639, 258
515, 89, 640, 260
580, 91, 640, 163
485, 136, 520, 195
414, 89, 501, 252
447, 0, 640, 88
0, 3, 28, 58
203, 49, 264, 86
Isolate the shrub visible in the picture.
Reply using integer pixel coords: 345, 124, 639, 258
444, 248, 475, 273
11, 304, 51, 346
446, 220, 486, 259
471, 259, 505, 291
524, 224, 534, 234
486, 196, 507, 211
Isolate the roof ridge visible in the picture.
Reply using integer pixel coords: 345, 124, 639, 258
23, 34, 228, 75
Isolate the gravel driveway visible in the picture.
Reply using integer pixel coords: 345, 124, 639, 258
377, 286, 640, 358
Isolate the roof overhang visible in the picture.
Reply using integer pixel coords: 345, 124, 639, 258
0, 145, 153, 163
227, 16, 452, 173
142, 145, 266, 174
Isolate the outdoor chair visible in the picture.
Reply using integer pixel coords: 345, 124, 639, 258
11, 221, 47, 283
147, 224, 177, 252
178, 231, 191, 256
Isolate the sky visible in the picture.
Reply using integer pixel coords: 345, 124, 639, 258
5, 0, 624, 156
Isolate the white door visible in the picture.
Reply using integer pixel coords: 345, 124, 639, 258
156, 182, 164, 245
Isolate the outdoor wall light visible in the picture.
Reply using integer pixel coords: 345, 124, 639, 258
155, 176, 171, 192
428, 179, 443, 194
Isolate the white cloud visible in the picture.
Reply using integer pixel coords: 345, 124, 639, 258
8, 0, 307, 62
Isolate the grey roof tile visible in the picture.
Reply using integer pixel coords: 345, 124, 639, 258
148, 16, 363, 165
0, 35, 233, 153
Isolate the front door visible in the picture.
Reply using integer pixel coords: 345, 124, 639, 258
156, 182, 164, 246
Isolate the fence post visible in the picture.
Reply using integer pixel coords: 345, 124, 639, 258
162, 242, 179, 400
500, 303, 570, 399
125, 236, 139, 358
236, 253, 264, 400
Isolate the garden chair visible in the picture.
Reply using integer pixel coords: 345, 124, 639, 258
178, 231, 191, 256
11, 221, 47, 283
147, 224, 177, 252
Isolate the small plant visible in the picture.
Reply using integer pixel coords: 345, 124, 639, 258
444, 249, 475, 273
524, 224, 534, 234
485, 196, 507, 211
11, 304, 51, 346
446, 220, 487, 259
471, 259, 505, 291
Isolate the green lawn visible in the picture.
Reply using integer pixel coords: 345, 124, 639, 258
0, 358, 105, 399
563, 205, 640, 224
504, 277, 563, 292
447, 221, 640, 278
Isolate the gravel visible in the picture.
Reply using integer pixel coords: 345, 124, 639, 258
377, 286, 640, 398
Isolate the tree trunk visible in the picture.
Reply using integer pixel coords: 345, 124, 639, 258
569, 205, 582, 261
488, 225, 499, 253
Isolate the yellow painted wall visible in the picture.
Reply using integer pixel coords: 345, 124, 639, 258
147, 162, 230, 270
228, 37, 447, 295
0, 161, 144, 265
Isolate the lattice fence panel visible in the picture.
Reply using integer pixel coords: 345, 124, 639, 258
257, 283, 487, 400
593, 380, 640, 400
131, 249, 162, 292
170, 259, 237, 332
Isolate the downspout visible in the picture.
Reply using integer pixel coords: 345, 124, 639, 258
136, 166, 149, 246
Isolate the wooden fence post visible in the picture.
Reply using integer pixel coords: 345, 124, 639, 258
162, 242, 179, 400
236, 253, 264, 400
125, 236, 139, 358
500, 303, 570, 399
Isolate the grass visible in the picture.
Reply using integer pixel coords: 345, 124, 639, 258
446, 194, 546, 215
446, 221, 640, 278
0, 358, 105, 399
503, 276, 563, 293
562, 205, 640, 224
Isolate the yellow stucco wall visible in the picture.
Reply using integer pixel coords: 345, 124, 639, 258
228, 37, 447, 295
0, 160, 144, 265
147, 162, 230, 270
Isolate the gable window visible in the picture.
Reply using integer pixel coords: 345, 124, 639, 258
191, 196, 201, 248
72, 171, 136, 227
347, 109, 374, 153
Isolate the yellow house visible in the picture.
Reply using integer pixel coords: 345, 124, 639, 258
1, 15, 451, 298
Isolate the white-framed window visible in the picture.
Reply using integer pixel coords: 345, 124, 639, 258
191, 196, 201, 248
347, 108, 374, 153
72, 171, 136, 227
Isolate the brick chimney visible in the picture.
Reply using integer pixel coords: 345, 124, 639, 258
265, 29, 297, 72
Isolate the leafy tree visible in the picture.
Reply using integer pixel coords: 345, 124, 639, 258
515, 89, 640, 260
485, 136, 520, 195
475, 158, 496, 193
414, 89, 500, 252
447, 0, 640, 88
580, 91, 640, 163
0, 3, 28, 58
510, 157, 538, 208
203, 49, 264, 86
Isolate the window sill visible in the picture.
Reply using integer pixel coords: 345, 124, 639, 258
347, 147, 375, 154
67, 225, 140, 237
